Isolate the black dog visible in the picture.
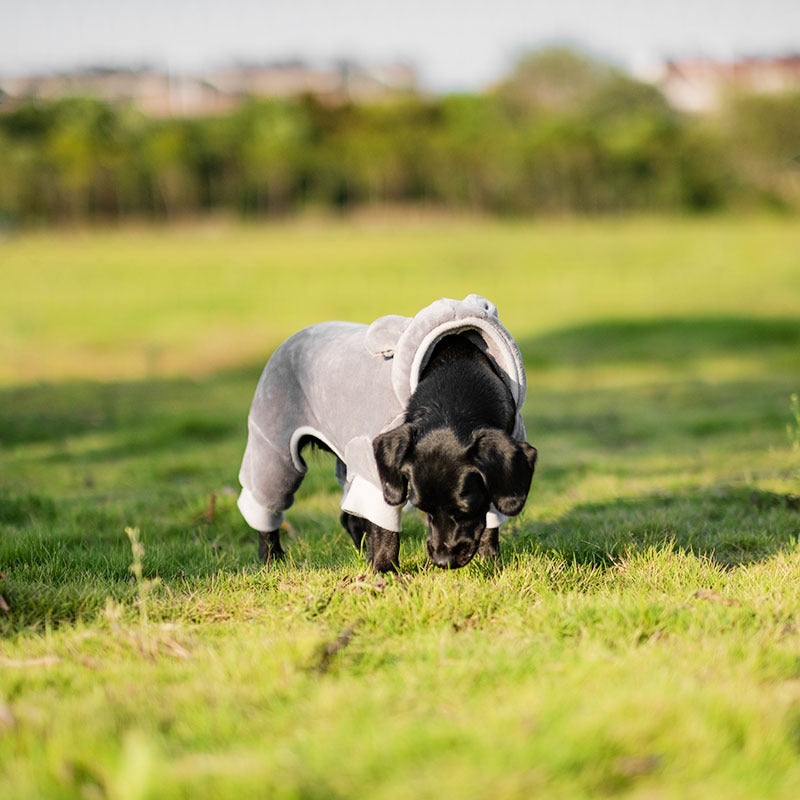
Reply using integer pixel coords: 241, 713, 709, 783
260, 333, 537, 572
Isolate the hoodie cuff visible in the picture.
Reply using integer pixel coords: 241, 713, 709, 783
237, 487, 285, 532
341, 475, 403, 532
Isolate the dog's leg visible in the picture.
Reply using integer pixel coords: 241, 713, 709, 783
340, 512, 399, 573
366, 525, 400, 573
476, 527, 500, 559
340, 511, 367, 550
258, 530, 285, 564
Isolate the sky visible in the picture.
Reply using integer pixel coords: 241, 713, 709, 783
2, 0, 799, 90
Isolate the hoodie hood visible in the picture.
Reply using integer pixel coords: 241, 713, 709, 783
365, 294, 526, 412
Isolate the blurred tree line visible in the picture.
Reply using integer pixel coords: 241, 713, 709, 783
1, 48, 798, 224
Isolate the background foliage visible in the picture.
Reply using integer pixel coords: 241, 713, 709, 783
2, 48, 799, 224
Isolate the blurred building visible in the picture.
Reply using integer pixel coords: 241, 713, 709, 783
656, 55, 800, 112
0, 67, 236, 116
3, 54, 798, 117
0, 60, 419, 116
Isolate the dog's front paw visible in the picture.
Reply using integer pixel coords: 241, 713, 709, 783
476, 527, 500, 559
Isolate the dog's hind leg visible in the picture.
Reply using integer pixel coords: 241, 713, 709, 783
366, 525, 400, 573
340, 511, 367, 550
340, 512, 399, 573
258, 530, 285, 564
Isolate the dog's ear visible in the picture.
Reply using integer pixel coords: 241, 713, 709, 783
471, 429, 537, 516
373, 424, 415, 506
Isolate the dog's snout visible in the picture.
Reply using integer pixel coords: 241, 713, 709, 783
426, 537, 476, 569
426, 538, 443, 565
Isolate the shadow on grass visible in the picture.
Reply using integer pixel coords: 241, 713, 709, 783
2, 314, 798, 448
519, 315, 800, 369
0, 365, 260, 447
508, 486, 799, 569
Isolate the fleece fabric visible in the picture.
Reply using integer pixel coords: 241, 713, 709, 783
237, 294, 527, 533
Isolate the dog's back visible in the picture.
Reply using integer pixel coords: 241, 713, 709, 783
407, 334, 516, 438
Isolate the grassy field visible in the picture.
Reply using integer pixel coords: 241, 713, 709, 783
1, 214, 800, 798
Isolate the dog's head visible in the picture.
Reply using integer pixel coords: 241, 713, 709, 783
373, 425, 537, 568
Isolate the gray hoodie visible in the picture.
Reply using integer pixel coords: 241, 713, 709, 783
238, 294, 527, 533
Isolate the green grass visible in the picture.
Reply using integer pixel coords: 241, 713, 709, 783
3, 214, 799, 383
1, 214, 800, 798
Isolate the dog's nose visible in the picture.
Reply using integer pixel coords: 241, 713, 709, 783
432, 553, 456, 569
426, 539, 451, 569
427, 539, 474, 569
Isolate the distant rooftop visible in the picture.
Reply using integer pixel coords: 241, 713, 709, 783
654, 54, 800, 112
2, 54, 798, 116
0, 60, 420, 116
